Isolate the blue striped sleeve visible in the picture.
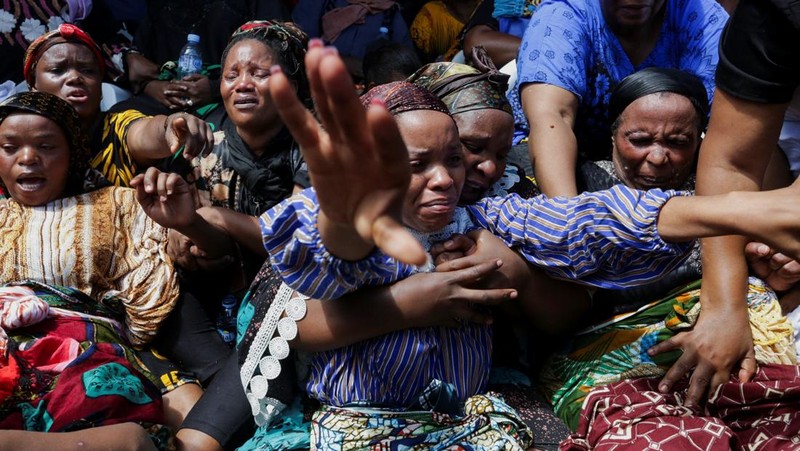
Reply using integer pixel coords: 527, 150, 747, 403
467, 186, 693, 288
259, 188, 412, 300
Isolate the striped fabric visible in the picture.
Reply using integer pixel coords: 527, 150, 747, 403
259, 185, 693, 407
467, 185, 692, 287
260, 185, 693, 302
308, 323, 492, 407
0, 187, 179, 347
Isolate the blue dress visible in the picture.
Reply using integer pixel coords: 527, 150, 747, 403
510, 0, 728, 149
258, 186, 692, 408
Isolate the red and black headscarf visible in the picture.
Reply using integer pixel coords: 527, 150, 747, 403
359, 81, 450, 116
22, 24, 105, 88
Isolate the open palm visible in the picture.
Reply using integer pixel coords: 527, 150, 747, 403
270, 42, 426, 266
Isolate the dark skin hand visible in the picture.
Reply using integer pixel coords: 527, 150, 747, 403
161, 113, 215, 161
433, 230, 592, 336
163, 74, 220, 110
271, 41, 426, 265
144, 80, 185, 110
125, 52, 160, 94
745, 241, 800, 293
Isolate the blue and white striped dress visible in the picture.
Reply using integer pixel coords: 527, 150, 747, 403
258, 185, 693, 408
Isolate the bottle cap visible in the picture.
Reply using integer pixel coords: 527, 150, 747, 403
187, 33, 201, 44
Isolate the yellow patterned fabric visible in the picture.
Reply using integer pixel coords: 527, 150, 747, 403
539, 277, 797, 430
0, 187, 179, 347
410, 1, 465, 62
90, 109, 150, 187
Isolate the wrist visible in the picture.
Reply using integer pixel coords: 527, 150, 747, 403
319, 211, 373, 261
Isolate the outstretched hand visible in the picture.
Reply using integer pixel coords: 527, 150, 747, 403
270, 40, 427, 266
164, 113, 215, 160
647, 298, 756, 407
131, 167, 198, 230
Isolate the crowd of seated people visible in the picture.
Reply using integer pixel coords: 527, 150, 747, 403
1, 1, 800, 450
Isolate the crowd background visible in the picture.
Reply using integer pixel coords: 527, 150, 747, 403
1, 1, 800, 451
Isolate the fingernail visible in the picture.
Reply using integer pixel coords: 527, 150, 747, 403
507, 290, 517, 299
323, 46, 338, 56
647, 349, 655, 355
659, 384, 668, 393
270, 65, 282, 74
369, 97, 385, 107
309, 38, 324, 48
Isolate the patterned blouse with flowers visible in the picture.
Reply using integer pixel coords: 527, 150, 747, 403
510, 0, 727, 151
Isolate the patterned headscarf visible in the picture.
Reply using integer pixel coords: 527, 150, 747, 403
223, 20, 311, 106
360, 81, 450, 116
23, 23, 105, 88
0, 92, 98, 197
408, 46, 512, 116
608, 67, 709, 130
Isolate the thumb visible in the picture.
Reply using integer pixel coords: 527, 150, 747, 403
737, 347, 757, 383
372, 215, 428, 267
181, 73, 204, 82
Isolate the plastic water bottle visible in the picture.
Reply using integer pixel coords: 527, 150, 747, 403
177, 34, 203, 79
216, 294, 238, 347
366, 26, 391, 56
377, 26, 389, 41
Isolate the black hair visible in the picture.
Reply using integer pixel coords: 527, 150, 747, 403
609, 67, 709, 135
362, 42, 422, 88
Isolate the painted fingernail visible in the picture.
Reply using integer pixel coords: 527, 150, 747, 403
309, 38, 323, 48
270, 65, 282, 74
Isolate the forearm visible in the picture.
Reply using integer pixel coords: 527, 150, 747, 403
699, 236, 751, 313
689, 90, 790, 311
525, 104, 579, 197
529, 130, 579, 197
0, 423, 155, 451
173, 211, 237, 258
126, 114, 177, 164
319, 210, 375, 261
197, 207, 264, 257
292, 286, 407, 352
693, 156, 762, 313
463, 27, 520, 68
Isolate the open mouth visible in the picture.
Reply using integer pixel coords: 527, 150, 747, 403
16, 176, 46, 192
463, 179, 489, 192
65, 90, 88, 104
636, 175, 670, 188
232, 97, 259, 109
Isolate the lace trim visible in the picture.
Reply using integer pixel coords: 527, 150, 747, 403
240, 282, 308, 426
